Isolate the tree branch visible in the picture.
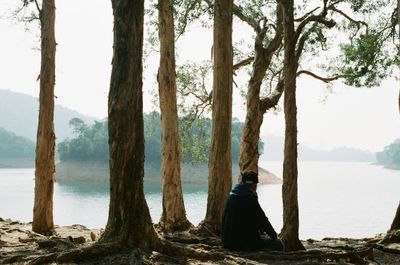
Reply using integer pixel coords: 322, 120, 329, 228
296, 70, 346, 83
330, 7, 368, 34
233, 57, 254, 71
175, 0, 200, 41
295, 33, 308, 62
294, 7, 319, 22
264, 4, 283, 56
294, 0, 328, 42
260, 78, 284, 113
232, 3, 260, 31
34, 0, 41, 15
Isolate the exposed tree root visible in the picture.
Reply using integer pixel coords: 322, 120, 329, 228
1, 221, 398, 265
27, 253, 58, 265
55, 242, 124, 263
373, 243, 400, 254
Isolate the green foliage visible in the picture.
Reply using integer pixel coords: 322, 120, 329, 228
58, 114, 252, 165
58, 120, 108, 162
376, 139, 400, 165
235, 0, 270, 22
0, 127, 35, 158
347, 0, 382, 13
340, 32, 393, 87
176, 61, 213, 118
334, 0, 399, 87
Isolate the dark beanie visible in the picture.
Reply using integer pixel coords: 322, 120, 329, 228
241, 171, 258, 184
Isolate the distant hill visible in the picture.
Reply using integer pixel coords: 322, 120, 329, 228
261, 135, 375, 162
0, 127, 35, 167
0, 90, 95, 142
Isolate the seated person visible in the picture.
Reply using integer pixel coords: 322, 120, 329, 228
221, 170, 284, 251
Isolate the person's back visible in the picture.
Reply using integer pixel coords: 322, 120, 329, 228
221, 171, 283, 251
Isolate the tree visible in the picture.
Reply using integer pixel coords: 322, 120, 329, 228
278, 0, 305, 251
157, 0, 191, 232
193, 1, 285, 175
233, 2, 284, 173
32, 0, 56, 236
99, 0, 160, 249
390, 202, 400, 231
276, 0, 399, 250
202, 0, 233, 234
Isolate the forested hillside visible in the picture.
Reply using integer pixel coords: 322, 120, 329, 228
376, 139, 400, 168
0, 90, 95, 142
57, 112, 255, 165
0, 127, 35, 167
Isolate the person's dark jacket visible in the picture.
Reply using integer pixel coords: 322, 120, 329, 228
221, 184, 277, 251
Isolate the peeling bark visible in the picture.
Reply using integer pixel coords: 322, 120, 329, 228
158, 0, 191, 232
32, 0, 56, 236
203, 0, 233, 234
239, 5, 283, 174
279, 0, 305, 251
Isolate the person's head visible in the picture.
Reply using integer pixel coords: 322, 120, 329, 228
240, 171, 258, 192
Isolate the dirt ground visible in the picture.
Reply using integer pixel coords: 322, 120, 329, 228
1, 218, 399, 264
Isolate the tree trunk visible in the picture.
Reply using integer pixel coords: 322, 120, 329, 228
100, 0, 159, 249
203, 0, 233, 234
158, 0, 191, 233
279, 0, 305, 251
239, 50, 268, 174
32, 0, 56, 236
390, 202, 400, 231
239, 5, 283, 174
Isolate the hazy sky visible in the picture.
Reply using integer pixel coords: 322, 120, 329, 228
0, 0, 399, 152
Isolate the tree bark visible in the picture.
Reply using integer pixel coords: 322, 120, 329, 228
203, 0, 233, 234
100, 0, 160, 249
32, 0, 56, 236
279, 0, 305, 251
390, 202, 400, 231
158, 0, 191, 233
239, 48, 268, 174
239, 5, 283, 173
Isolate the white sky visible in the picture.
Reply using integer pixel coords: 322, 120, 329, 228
0, 0, 399, 152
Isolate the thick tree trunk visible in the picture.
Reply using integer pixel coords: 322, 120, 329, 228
100, 0, 159, 249
239, 6, 283, 173
390, 202, 400, 231
279, 0, 305, 251
32, 0, 56, 236
158, 0, 191, 233
203, 0, 233, 234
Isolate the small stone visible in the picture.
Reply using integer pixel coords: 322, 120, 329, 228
73, 236, 86, 244
90, 231, 96, 241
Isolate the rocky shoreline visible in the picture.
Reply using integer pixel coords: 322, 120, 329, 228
1, 218, 399, 264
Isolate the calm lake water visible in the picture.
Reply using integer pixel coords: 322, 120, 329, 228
0, 161, 399, 240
